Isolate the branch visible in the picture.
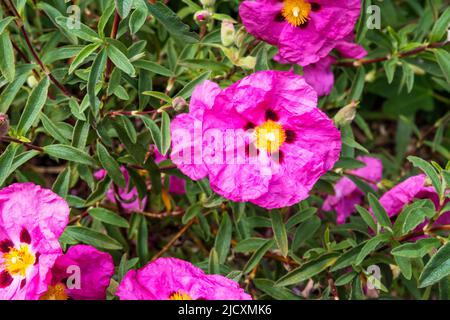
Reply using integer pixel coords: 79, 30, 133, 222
3, 0, 77, 98
336, 41, 448, 67
0, 136, 43, 152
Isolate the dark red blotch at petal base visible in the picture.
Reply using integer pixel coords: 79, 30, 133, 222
20, 228, 32, 244
0, 239, 14, 253
0, 271, 13, 288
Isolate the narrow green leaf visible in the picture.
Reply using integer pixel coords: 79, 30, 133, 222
88, 49, 107, 114
392, 238, 441, 258
43, 144, 95, 166
64, 226, 123, 250
0, 32, 15, 82
243, 239, 274, 274
16, 76, 49, 135
97, 143, 126, 187
368, 193, 392, 228
160, 111, 171, 156
0, 143, 18, 186
88, 207, 129, 228
106, 41, 136, 76
270, 210, 288, 257
69, 43, 100, 74
419, 241, 450, 287
355, 233, 391, 265
408, 156, 443, 198
214, 212, 232, 264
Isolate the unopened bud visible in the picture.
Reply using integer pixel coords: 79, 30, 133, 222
221, 20, 235, 47
172, 97, 187, 112
27, 75, 39, 88
234, 27, 247, 48
334, 101, 358, 127
365, 70, 376, 83
194, 10, 212, 24
200, 0, 215, 7
0, 113, 9, 137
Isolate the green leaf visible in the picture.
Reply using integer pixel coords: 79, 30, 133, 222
355, 233, 391, 265
0, 17, 15, 35
69, 43, 100, 74
430, 8, 450, 42
270, 210, 288, 257
0, 64, 35, 113
243, 239, 274, 274
392, 238, 441, 258
368, 193, 392, 228
355, 205, 377, 232
435, 49, 450, 83
419, 241, 450, 288
40, 113, 70, 144
88, 207, 129, 228
43, 144, 95, 166
182, 203, 202, 224
335, 271, 358, 286
129, 2, 148, 34
55, 17, 101, 42
408, 156, 443, 198
331, 243, 365, 271
63, 226, 123, 250
235, 238, 272, 253
115, 0, 133, 18
176, 71, 211, 99
52, 167, 70, 198
276, 253, 339, 287
395, 255, 412, 280
348, 66, 366, 102
0, 32, 15, 82
88, 49, 107, 115
106, 41, 136, 76
139, 116, 163, 153
134, 60, 174, 77
97, 143, 126, 187
16, 76, 49, 135
292, 216, 321, 250
160, 111, 171, 156
214, 212, 232, 264
208, 248, 220, 275
0, 143, 18, 186
253, 279, 302, 300
141, 90, 172, 102
146, 2, 199, 44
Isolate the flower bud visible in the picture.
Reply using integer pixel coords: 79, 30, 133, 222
221, 20, 235, 47
200, 0, 215, 7
27, 75, 39, 88
172, 97, 187, 112
194, 10, 212, 24
234, 27, 247, 48
334, 101, 358, 127
0, 113, 9, 137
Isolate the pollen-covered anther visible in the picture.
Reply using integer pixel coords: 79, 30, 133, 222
255, 120, 286, 153
282, 0, 312, 27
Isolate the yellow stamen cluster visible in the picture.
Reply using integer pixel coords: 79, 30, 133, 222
282, 0, 311, 27
3, 244, 35, 277
255, 120, 286, 153
40, 283, 69, 300
169, 291, 193, 300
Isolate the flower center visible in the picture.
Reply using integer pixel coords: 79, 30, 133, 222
169, 291, 192, 300
282, 0, 311, 27
40, 283, 69, 300
255, 120, 286, 153
3, 244, 35, 277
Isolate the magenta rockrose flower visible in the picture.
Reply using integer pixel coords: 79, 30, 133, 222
379, 174, 450, 224
95, 166, 147, 213
323, 156, 383, 224
239, 0, 362, 66
0, 183, 69, 300
116, 257, 251, 300
171, 70, 341, 209
40, 245, 114, 300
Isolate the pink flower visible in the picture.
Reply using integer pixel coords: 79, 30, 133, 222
303, 38, 367, 96
0, 183, 69, 300
379, 174, 450, 224
116, 257, 251, 300
95, 167, 147, 213
323, 156, 383, 224
239, 0, 362, 66
171, 70, 341, 209
154, 147, 186, 195
40, 245, 114, 300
